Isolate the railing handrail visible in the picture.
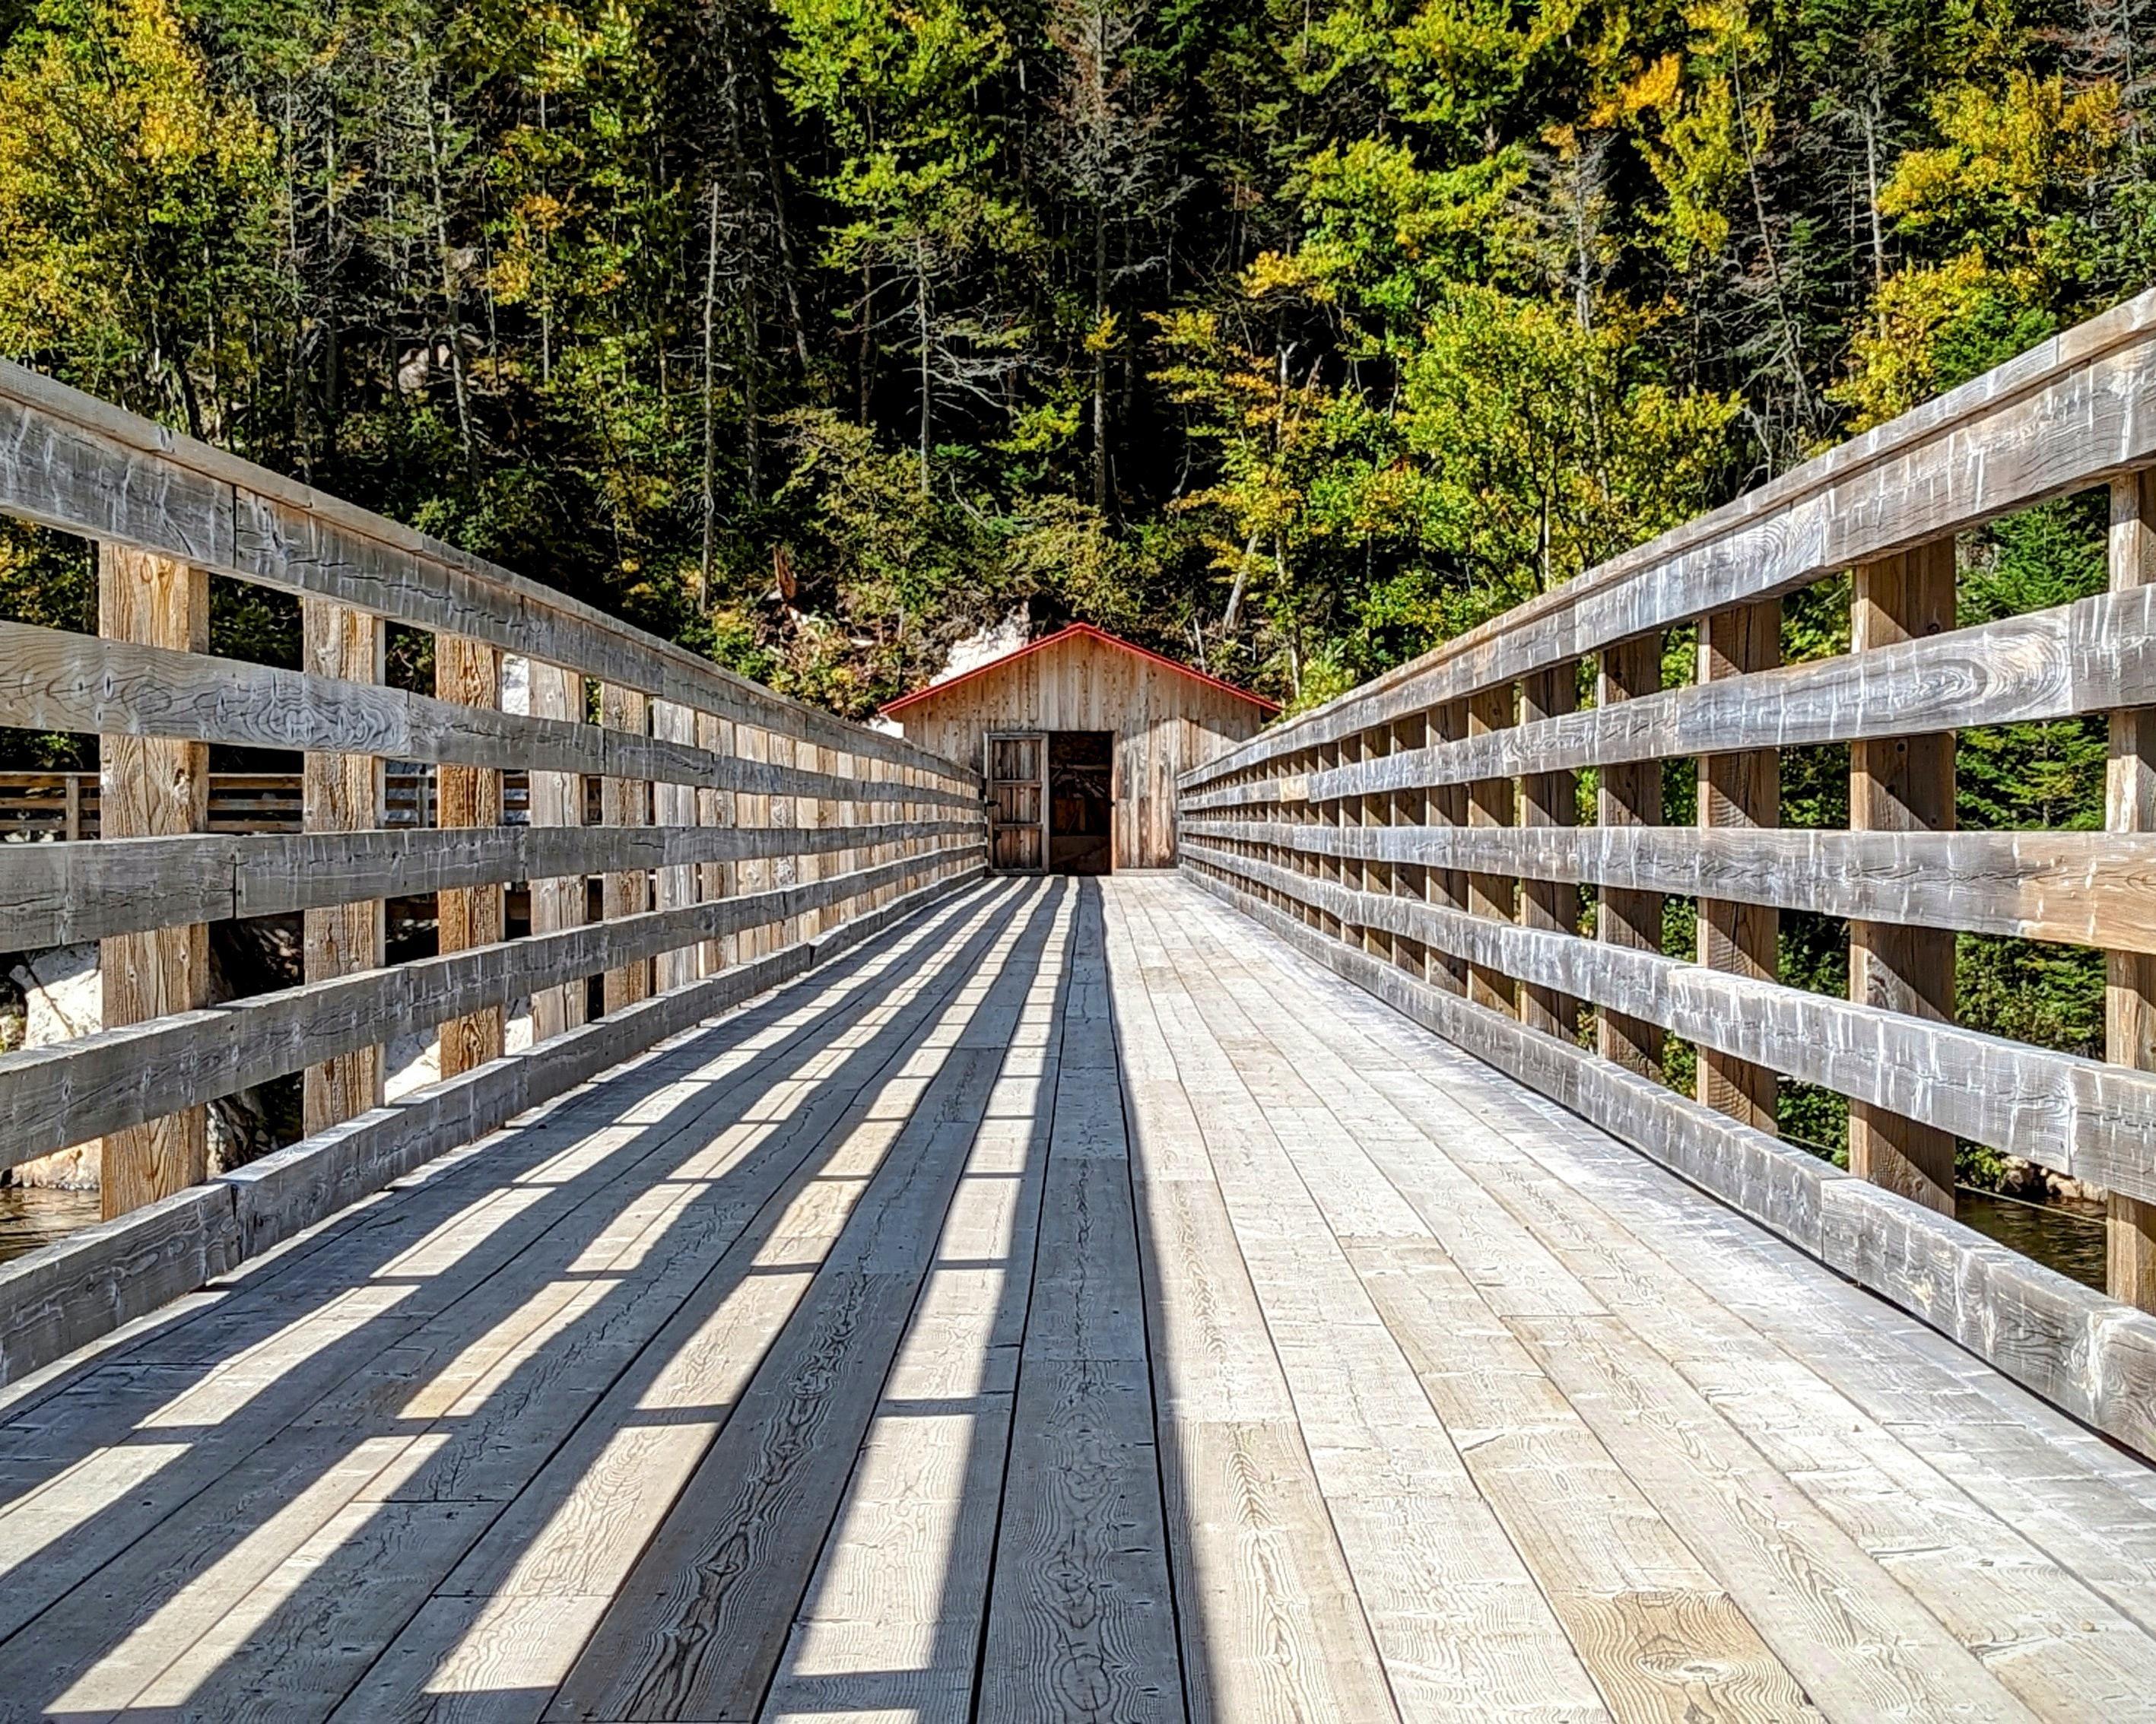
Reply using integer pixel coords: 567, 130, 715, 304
1183, 283, 2156, 785
0, 359, 966, 787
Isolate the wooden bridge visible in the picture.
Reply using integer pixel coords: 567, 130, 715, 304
5, 296, 2156, 1719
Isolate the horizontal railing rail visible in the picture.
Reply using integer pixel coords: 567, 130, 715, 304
0, 358, 989, 1324
1179, 285, 2156, 1459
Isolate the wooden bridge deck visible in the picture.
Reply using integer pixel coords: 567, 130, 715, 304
2, 875, 2154, 1722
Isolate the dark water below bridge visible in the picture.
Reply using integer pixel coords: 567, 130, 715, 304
1957, 1189, 2108, 1290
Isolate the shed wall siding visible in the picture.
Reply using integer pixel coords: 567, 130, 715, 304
893, 634, 1266, 867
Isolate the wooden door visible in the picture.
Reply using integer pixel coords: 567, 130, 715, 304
986, 732, 1046, 872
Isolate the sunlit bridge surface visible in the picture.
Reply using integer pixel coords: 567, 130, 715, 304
2, 876, 2156, 1722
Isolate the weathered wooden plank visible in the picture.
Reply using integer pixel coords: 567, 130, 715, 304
300, 600, 386, 1137
0, 818, 981, 951
0, 620, 983, 810
97, 544, 209, 1219
1182, 864, 2156, 1465
1183, 581, 2156, 817
1596, 633, 1662, 1080
2110, 470, 2156, 1309
1185, 841, 2156, 1206
1518, 664, 1577, 1037
1182, 816, 2156, 954
437, 634, 506, 1077
0, 846, 986, 1164
549, 887, 1059, 1723
599, 683, 653, 1015
1183, 284, 2156, 784
1696, 600, 1779, 1129
1465, 686, 1517, 1017
528, 660, 589, 1043
1848, 541, 1958, 1214
0, 357, 975, 789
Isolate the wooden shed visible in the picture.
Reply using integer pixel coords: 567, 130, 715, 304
881, 623, 1278, 872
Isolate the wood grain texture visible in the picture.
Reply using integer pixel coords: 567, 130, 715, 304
437, 634, 506, 1078
0, 357, 974, 790
300, 599, 387, 1136
528, 660, 589, 1043
1848, 541, 1958, 1214
1176, 819, 2156, 954
97, 543, 209, 1218
0, 618, 982, 810
1697, 601, 1780, 1130
2111, 471, 2156, 1309
1518, 663, 1578, 1037
1596, 633, 1662, 1079
599, 683, 653, 1014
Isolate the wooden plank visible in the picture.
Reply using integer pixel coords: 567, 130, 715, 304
1518, 664, 1577, 1037
437, 635, 506, 1077
97, 543, 209, 1219
0, 620, 982, 810
697, 709, 734, 979
301, 599, 386, 1135
529, 662, 588, 1043
0, 357, 976, 789
1122, 886, 1627, 1719
1465, 687, 1517, 1016
2111, 469, 2156, 1308
1697, 600, 1779, 1129
1181, 284, 2156, 783
1596, 633, 1662, 1079
1183, 839, 2156, 1208
1179, 818, 2156, 956
1101, 895, 1402, 1724
600, 684, 653, 1014
1849, 540, 1958, 1214
0, 846, 986, 1167
979, 884, 1181, 1724
653, 700, 701, 995
548, 887, 1059, 1723
1180, 865, 2156, 1465
1181, 580, 2156, 818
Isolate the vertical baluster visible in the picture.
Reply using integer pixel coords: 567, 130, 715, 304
1466, 684, 1517, 1015
1697, 602, 1780, 1128
697, 711, 733, 976
1519, 663, 1578, 1039
302, 599, 386, 1132
1429, 701, 1470, 995
653, 700, 699, 992
98, 545, 209, 1216
1597, 635, 1663, 1078
602, 684, 653, 1011
437, 635, 504, 1075
529, 664, 587, 1040
2109, 471, 2156, 1306
1849, 542, 1958, 1214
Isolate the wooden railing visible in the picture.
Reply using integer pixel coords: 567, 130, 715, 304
0, 359, 986, 1361
0, 767, 538, 837
1179, 287, 2156, 1454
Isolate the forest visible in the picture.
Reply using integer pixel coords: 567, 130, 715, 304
0, 0, 2151, 1173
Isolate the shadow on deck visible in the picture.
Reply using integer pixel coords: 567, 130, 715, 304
0, 876, 2153, 1722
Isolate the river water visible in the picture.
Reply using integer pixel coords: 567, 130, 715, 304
0, 1186, 100, 1264
1954, 1189, 2109, 1290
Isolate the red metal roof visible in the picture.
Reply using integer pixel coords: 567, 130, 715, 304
878, 622, 1281, 717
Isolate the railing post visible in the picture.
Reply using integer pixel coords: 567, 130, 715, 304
1519, 664, 1577, 1038
97, 545, 209, 1216
1428, 701, 1470, 995
602, 684, 653, 1011
697, 712, 734, 976
1697, 602, 1780, 1129
653, 700, 699, 992
2109, 469, 2156, 1307
437, 635, 505, 1075
1391, 719, 1424, 978
1466, 685, 1517, 1015
302, 599, 386, 1133
529, 664, 588, 1041
1849, 541, 1957, 1214
1597, 634, 1663, 1078
738, 722, 770, 959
